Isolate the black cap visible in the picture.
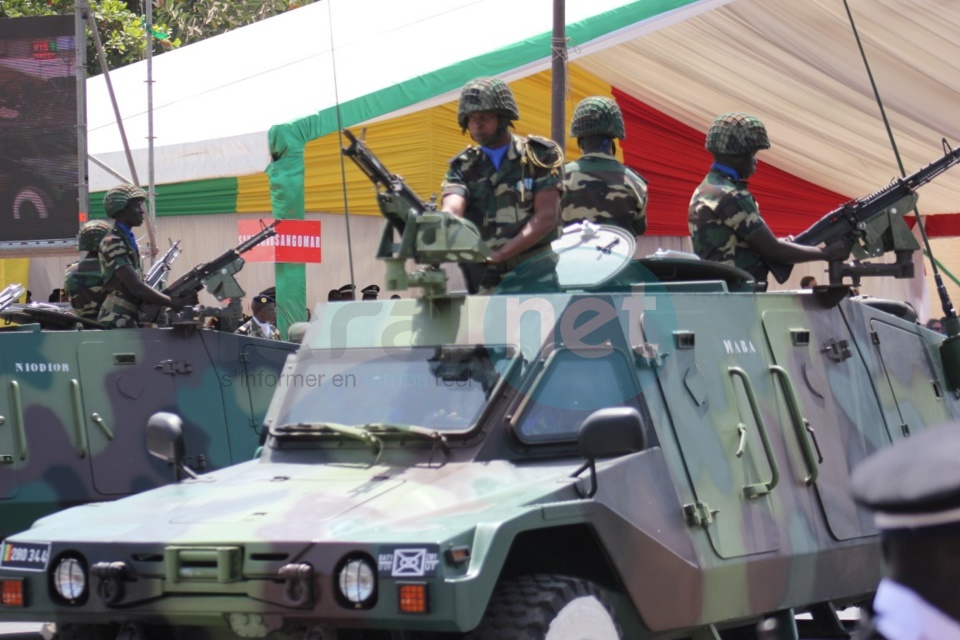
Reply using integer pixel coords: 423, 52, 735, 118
254, 288, 275, 306
338, 283, 356, 300
361, 284, 380, 300
328, 289, 342, 302
851, 424, 960, 530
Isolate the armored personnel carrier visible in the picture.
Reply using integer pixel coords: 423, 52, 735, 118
0, 133, 958, 640
0, 223, 298, 541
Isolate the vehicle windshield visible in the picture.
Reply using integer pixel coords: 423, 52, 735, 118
269, 345, 515, 434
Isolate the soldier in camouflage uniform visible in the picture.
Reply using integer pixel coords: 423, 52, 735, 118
561, 96, 648, 236
688, 113, 849, 282
441, 77, 565, 294
97, 185, 195, 328
235, 290, 283, 341
64, 220, 112, 320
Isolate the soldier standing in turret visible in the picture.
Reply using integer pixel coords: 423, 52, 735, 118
561, 96, 648, 237
441, 77, 565, 294
64, 219, 112, 320
688, 113, 849, 283
97, 185, 196, 328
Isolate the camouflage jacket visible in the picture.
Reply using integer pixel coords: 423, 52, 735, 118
97, 224, 143, 328
441, 133, 564, 253
235, 318, 283, 341
561, 152, 648, 236
64, 254, 106, 320
688, 166, 769, 281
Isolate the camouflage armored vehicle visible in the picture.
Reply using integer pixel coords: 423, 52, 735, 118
0, 223, 298, 540
1, 133, 959, 640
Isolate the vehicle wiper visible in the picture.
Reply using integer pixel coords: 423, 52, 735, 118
362, 423, 450, 455
274, 422, 383, 461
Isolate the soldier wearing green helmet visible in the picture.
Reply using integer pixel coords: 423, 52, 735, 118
442, 77, 565, 294
688, 112, 850, 283
97, 184, 196, 328
561, 96, 648, 237
63, 220, 113, 320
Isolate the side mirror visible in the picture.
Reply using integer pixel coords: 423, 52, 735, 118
147, 412, 195, 481
574, 407, 647, 498
578, 407, 647, 459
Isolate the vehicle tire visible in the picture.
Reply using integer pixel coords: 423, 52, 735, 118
55, 623, 117, 640
13, 185, 52, 220
465, 574, 621, 640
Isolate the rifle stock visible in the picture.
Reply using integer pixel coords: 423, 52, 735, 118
767, 143, 960, 284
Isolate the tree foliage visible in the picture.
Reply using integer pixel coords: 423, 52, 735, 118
0, 0, 313, 75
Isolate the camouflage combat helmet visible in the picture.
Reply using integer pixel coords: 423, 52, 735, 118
705, 113, 771, 155
570, 96, 626, 139
78, 219, 112, 251
103, 184, 147, 218
457, 77, 520, 131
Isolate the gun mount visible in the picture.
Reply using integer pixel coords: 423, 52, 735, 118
341, 128, 489, 297
769, 141, 960, 285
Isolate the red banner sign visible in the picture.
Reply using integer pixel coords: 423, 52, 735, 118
237, 219, 321, 264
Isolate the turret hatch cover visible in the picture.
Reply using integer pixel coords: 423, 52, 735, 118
552, 222, 636, 290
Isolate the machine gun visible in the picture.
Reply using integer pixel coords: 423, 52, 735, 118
144, 239, 182, 290
768, 141, 960, 285
140, 220, 279, 324
0, 283, 25, 313
341, 128, 489, 296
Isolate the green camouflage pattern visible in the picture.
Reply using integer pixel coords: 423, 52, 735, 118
102, 185, 147, 218
562, 152, 648, 235
1, 260, 956, 638
78, 220, 112, 252
234, 318, 283, 341
456, 77, 520, 131
705, 112, 771, 155
97, 225, 143, 329
442, 133, 563, 291
0, 322, 296, 541
63, 257, 106, 321
570, 96, 626, 139
689, 166, 769, 280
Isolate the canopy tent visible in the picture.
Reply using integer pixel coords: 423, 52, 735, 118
78, 0, 960, 327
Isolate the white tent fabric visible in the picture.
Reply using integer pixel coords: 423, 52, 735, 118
86, 0, 729, 190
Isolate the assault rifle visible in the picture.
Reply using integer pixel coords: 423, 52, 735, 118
140, 220, 279, 324
341, 128, 488, 296
145, 239, 182, 290
0, 283, 25, 313
768, 141, 960, 285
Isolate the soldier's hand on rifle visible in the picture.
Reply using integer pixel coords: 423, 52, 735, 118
822, 237, 853, 262
169, 292, 199, 310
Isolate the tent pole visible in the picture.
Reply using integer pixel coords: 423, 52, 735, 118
144, 0, 157, 261
551, 0, 567, 149
75, 1, 89, 229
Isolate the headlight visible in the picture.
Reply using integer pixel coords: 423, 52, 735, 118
53, 557, 86, 602
337, 557, 375, 606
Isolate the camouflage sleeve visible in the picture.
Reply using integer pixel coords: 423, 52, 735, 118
98, 234, 133, 281
526, 136, 564, 194
627, 169, 648, 236
440, 152, 469, 199
715, 190, 765, 240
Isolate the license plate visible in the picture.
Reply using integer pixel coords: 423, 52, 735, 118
0, 541, 51, 572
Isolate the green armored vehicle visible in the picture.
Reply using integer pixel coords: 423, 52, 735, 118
0, 222, 298, 540
1, 133, 960, 640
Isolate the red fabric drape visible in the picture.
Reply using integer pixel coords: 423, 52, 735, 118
614, 88, 855, 237
906, 213, 960, 237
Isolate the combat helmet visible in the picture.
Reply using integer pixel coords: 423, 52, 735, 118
457, 77, 520, 132
103, 184, 147, 218
570, 96, 626, 139
78, 219, 112, 251
705, 113, 771, 155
